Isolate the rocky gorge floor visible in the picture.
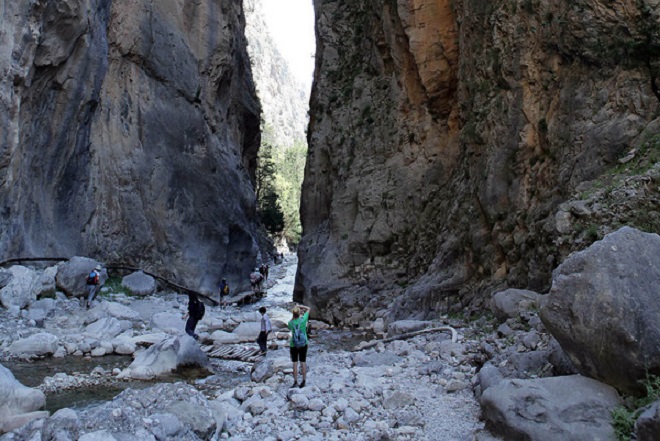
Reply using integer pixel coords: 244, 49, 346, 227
3, 227, 659, 441
0, 255, 494, 440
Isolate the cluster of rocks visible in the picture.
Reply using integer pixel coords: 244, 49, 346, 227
472, 227, 660, 440
2, 227, 660, 440
3, 323, 484, 440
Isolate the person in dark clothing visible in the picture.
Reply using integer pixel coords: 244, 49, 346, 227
219, 278, 229, 309
184, 293, 205, 340
257, 306, 272, 354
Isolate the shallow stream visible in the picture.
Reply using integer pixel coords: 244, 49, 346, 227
5, 255, 361, 414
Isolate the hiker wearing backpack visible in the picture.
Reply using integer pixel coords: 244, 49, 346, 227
85, 265, 101, 309
250, 269, 264, 295
183, 293, 205, 340
219, 278, 229, 309
288, 304, 310, 388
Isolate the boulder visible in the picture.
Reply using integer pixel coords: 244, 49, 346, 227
8, 332, 59, 357
476, 363, 504, 397
251, 358, 274, 382
0, 363, 47, 434
210, 330, 241, 344
540, 227, 660, 394
28, 298, 57, 326
481, 375, 621, 441
635, 400, 660, 441
0, 266, 37, 310
232, 321, 261, 338
490, 288, 544, 322
34, 266, 58, 298
118, 336, 209, 380
55, 257, 107, 298
386, 320, 432, 335
121, 271, 156, 296
101, 302, 141, 322
85, 317, 132, 340
151, 312, 185, 334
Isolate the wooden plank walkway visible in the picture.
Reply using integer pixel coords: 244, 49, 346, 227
201, 344, 264, 363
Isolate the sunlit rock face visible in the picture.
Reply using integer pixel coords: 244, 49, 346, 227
244, 0, 309, 147
0, 0, 265, 293
296, 0, 660, 323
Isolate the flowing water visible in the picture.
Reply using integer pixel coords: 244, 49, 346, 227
5, 254, 359, 413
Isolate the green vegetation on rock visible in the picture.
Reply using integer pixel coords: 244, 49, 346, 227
612, 375, 660, 441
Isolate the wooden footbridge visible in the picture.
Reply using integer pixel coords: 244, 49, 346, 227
201, 344, 264, 363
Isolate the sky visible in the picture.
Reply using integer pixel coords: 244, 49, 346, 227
261, 0, 316, 93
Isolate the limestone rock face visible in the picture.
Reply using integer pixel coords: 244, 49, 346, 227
0, 0, 264, 294
540, 227, 660, 394
296, 0, 660, 322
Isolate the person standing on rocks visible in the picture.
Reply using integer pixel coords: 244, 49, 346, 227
257, 306, 272, 354
85, 265, 101, 309
183, 293, 205, 340
250, 269, 264, 295
288, 304, 310, 388
219, 278, 229, 309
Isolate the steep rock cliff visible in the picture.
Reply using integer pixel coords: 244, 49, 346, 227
0, 0, 264, 293
244, 0, 309, 147
296, 0, 660, 323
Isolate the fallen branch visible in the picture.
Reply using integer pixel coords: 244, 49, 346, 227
354, 326, 458, 351
107, 264, 219, 306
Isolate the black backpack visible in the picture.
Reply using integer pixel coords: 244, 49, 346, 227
193, 300, 205, 320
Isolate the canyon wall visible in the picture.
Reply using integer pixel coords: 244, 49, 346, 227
296, 0, 660, 324
244, 0, 309, 148
0, 0, 265, 293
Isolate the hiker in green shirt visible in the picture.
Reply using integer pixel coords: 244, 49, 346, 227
288, 304, 310, 388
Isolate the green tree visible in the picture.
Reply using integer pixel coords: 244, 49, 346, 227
256, 123, 307, 244
256, 142, 285, 235
276, 140, 306, 243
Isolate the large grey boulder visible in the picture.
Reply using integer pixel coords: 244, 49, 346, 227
0, 266, 38, 310
121, 271, 156, 296
34, 266, 58, 299
232, 321, 261, 338
490, 288, 544, 322
635, 400, 660, 441
481, 375, 621, 441
8, 333, 59, 357
118, 336, 209, 380
151, 312, 186, 334
85, 317, 132, 340
55, 257, 107, 298
27, 298, 57, 327
100, 302, 141, 322
250, 358, 274, 383
540, 227, 660, 394
0, 363, 47, 434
